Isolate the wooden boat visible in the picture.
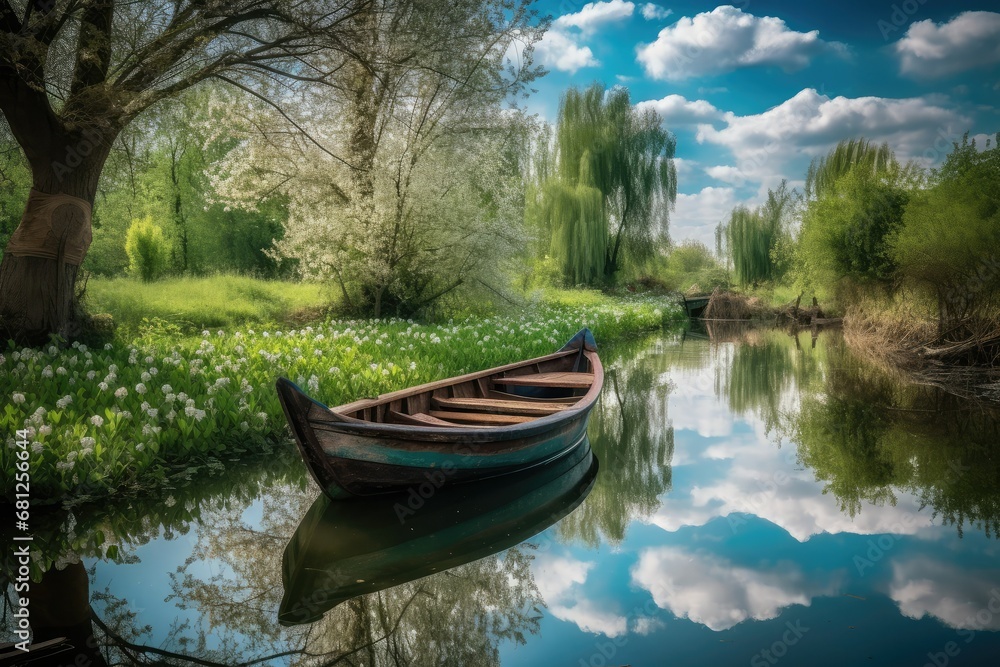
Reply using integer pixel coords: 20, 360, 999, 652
279, 441, 598, 625
276, 328, 603, 500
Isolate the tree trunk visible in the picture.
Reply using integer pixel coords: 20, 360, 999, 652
346, 0, 379, 205
0, 138, 112, 345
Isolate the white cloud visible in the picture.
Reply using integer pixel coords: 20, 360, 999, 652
538, 1, 635, 73
640, 3, 673, 21
671, 186, 741, 249
704, 164, 750, 186
636, 94, 723, 126
695, 88, 972, 190
532, 554, 628, 637
632, 547, 824, 631
890, 558, 1000, 630
554, 0, 635, 35
535, 30, 599, 73
894, 11, 1000, 79
636, 5, 847, 80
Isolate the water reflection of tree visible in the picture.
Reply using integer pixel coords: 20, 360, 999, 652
792, 338, 1000, 537
2, 445, 543, 665
709, 325, 826, 433
558, 336, 674, 546
163, 487, 543, 665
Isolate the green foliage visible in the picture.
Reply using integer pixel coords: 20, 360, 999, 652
86, 274, 332, 334
84, 89, 290, 279
0, 125, 30, 250
891, 133, 1000, 326
805, 138, 895, 200
800, 169, 909, 287
124, 217, 169, 282
529, 84, 676, 286
1, 298, 680, 501
658, 240, 729, 293
797, 139, 915, 297
719, 182, 793, 287
542, 179, 606, 285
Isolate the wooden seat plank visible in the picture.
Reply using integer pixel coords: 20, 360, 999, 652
432, 396, 570, 416
488, 390, 579, 404
494, 372, 595, 389
389, 411, 465, 427
428, 410, 535, 425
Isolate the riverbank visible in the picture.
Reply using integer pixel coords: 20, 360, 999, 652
1, 290, 682, 504
689, 288, 1000, 400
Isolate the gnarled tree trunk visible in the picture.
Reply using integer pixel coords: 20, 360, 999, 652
0, 129, 113, 345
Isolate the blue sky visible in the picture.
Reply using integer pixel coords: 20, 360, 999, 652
522, 1, 1000, 247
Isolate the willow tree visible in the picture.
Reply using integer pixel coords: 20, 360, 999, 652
805, 138, 895, 200
533, 84, 676, 285
0, 0, 358, 344
718, 181, 793, 287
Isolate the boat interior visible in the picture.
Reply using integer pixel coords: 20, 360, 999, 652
332, 348, 599, 428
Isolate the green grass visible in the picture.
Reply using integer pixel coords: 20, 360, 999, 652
2, 297, 682, 504
86, 275, 334, 333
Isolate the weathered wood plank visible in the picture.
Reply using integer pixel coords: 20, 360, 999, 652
432, 396, 570, 416
494, 372, 595, 389
428, 410, 535, 425
487, 390, 580, 404
389, 411, 467, 428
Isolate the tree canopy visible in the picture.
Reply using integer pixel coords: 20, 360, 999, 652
528, 84, 676, 286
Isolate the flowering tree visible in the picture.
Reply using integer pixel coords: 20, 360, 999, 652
212, 0, 544, 316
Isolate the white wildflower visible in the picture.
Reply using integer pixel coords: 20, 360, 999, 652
12, 392, 25, 404
90, 415, 104, 427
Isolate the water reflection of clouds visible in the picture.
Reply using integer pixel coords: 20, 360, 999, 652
890, 557, 1000, 631
532, 553, 628, 637
630, 547, 832, 631
654, 364, 939, 542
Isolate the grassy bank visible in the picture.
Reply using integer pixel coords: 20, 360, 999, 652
85, 275, 333, 334
2, 292, 682, 503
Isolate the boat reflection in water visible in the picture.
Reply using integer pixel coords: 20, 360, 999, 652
279, 441, 598, 626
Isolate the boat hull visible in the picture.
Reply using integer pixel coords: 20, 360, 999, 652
278, 381, 595, 498
276, 328, 603, 500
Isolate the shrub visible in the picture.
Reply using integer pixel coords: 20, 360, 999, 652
125, 217, 169, 282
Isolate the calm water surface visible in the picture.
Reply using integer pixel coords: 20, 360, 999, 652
5, 326, 1000, 666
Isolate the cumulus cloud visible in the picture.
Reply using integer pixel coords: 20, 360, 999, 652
538, 1, 635, 73
632, 547, 824, 630
695, 88, 972, 190
554, 0, 635, 35
890, 558, 1000, 630
671, 186, 742, 250
636, 5, 847, 80
535, 31, 598, 73
640, 3, 672, 21
894, 11, 1000, 79
636, 94, 723, 126
532, 554, 628, 637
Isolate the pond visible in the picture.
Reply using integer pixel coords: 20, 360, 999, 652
4, 325, 1000, 666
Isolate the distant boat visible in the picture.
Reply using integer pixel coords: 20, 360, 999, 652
278, 441, 598, 625
276, 328, 603, 500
